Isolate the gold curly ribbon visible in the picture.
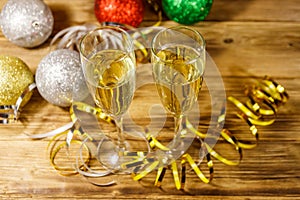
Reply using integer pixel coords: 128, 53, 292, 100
47, 102, 108, 175
43, 76, 288, 190
0, 83, 36, 124
126, 76, 288, 189
127, 130, 213, 189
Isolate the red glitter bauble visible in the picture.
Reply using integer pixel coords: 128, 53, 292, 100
94, 0, 144, 27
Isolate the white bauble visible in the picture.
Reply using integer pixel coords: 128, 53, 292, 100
36, 49, 88, 107
0, 0, 54, 48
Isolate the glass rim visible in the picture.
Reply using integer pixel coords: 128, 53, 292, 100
79, 25, 134, 60
151, 26, 206, 65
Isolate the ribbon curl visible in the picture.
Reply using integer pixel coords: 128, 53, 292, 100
43, 76, 288, 190
0, 83, 36, 124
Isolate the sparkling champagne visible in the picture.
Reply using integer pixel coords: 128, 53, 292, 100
85, 49, 135, 117
152, 45, 204, 117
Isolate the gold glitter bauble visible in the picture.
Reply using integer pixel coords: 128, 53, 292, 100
0, 55, 34, 106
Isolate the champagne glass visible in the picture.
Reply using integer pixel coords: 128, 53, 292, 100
79, 26, 136, 170
151, 26, 206, 159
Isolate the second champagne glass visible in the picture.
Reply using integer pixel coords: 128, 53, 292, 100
151, 26, 206, 160
79, 26, 136, 170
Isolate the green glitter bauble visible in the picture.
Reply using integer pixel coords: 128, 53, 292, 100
162, 0, 213, 25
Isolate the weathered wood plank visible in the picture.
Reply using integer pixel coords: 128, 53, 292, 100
206, 0, 300, 22
0, 139, 299, 196
0, 0, 300, 199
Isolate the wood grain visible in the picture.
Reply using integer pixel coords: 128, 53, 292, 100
0, 0, 300, 199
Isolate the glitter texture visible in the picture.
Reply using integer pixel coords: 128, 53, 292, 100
0, 55, 34, 105
35, 49, 89, 107
0, 0, 54, 48
162, 0, 213, 25
94, 0, 144, 27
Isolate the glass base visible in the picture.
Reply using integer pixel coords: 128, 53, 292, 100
96, 136, 143, 173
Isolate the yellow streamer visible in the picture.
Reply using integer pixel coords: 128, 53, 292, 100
0, 83, 36, 124
154, 167, 166, 187
133, 160, 160, 181
182, 154, 210, 184
171, 161, 181, 190
44, 76, 288, 190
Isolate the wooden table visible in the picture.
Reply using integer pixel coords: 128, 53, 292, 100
1, 0, 300, 199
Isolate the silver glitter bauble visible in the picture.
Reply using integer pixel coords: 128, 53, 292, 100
36, 49, 89, 107
0, 0, 54, 48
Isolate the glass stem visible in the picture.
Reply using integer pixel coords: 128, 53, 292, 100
114, 116, 126, 152
173, 115, 187, 145
174, 115, 183, 136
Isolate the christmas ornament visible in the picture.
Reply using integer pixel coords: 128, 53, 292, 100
0, 0, 54, 48
94, 0, 144, 27
0, 55, 34, 106
162, 0, 213, 25
35, 49, 88, 107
